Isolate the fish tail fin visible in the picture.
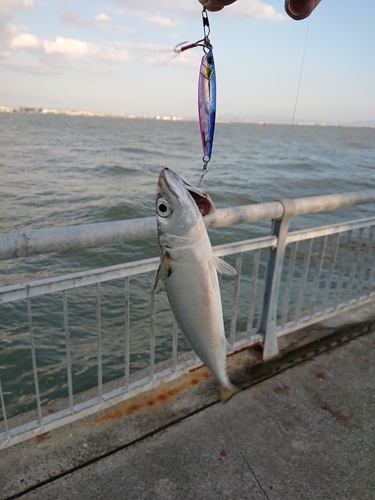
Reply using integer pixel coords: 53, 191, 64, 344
219, 383, 238, 403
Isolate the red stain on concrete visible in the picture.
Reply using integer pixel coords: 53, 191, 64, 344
273, 384, 290, 395
36, 432, 51, 443
317, 373, 326, 380
128, 404, 140, 413
321, 404, 357, 429
220, 450, 228, 457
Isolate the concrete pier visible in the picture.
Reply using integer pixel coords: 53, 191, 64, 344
1, 306, 374, 499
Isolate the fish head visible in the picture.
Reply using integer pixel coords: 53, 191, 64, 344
156, 168, 215, 240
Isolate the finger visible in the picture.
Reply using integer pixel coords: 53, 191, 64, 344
198, 0, 237, 12
285, 0, 321, 20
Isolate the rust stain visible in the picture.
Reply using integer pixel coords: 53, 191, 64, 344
36, 432, 51, 443
189, 364, 205, 373
128, 404, 140, 413
97, 409, 123, 422
273, 384, 290, 395
94, 349, 252, 426
227, 343, 261, 358
95, 371, 209, 425
321, 404, 357, 429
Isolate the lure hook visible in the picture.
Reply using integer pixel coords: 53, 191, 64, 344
173, 7, 212, 54
173, 7, 215, 188
173, 39, 205, 53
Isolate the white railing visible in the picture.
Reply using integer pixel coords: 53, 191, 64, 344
1, 190, 375, 448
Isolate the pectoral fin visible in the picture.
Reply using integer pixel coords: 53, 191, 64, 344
154, 252, 173, 291
213, 257, 237, 276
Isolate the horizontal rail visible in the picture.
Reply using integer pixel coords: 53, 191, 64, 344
0, 235, 277, 304
276, 294, 375, 337
286, 217, 375, 244
1, 189, 375, 261
1, 215, 374, 304
0, 258, 159, 304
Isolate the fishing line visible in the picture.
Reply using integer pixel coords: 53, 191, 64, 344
272, 16, 311, 228
283, 16, 311, 170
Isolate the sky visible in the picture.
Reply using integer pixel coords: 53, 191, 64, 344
0, 0, 374, 125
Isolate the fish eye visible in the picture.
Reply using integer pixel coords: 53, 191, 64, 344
156, 198, 172, 218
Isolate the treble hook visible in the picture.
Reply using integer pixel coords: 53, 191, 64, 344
174, 39, 206, 53
173, 7, 212, 54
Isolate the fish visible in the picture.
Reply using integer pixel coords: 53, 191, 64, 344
198, 49, 216, 163
155, 168, 238, 402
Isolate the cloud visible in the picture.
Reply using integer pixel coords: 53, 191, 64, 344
60, 10, 79, 24
94, 13, 111, 23
115, 0, 284, 21
222, 0, 285, 21
59, 10, 134, 33
1, 22, 196, 67
115, 0, 196, 17
0, 22, 35, 55
144, 16, 181, 28
0, 0, 34, 15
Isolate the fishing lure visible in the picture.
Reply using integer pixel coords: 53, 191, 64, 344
198, 47, 216, 178
174, 8, 216, 186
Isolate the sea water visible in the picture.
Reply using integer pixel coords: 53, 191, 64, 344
0, 113, 374, 415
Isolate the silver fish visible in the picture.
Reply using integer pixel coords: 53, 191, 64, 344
155, 168, 237, 402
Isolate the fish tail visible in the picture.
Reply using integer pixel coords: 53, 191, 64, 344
219, 382, 237, 403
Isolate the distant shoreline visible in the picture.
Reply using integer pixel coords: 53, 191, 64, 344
0, 105, 373, 128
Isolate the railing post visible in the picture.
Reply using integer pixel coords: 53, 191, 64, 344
257, 199, 296, 361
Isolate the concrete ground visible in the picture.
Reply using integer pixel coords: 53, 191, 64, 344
8, 326, 375, 500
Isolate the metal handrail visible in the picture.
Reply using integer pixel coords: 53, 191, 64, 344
1, 189, 375, 261
1, 190, 375, 448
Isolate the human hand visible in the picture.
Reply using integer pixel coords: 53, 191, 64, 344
285, 0, 321, 20
198, 0, 237, 13
198, 0, 321, 20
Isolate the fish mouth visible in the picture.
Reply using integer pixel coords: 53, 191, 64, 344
159, 168, 215, 217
